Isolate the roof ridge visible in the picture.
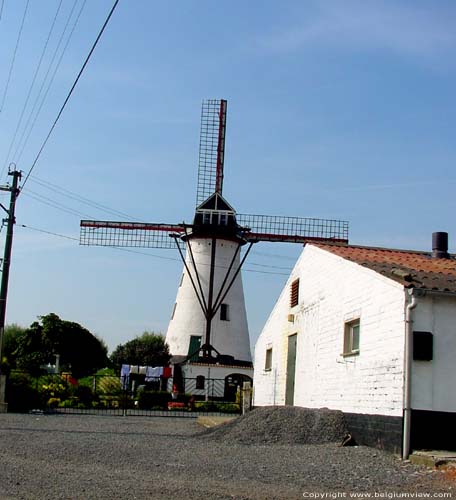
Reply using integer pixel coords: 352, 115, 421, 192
313, 242, 456, 257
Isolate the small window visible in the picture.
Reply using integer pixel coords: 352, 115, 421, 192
219, 213, 228, 225
220, 303, 230, 321
290, 279, 299, 308
171, 302, 177, 320
203, 212, 211, 224
343, 319, 360, 356
265, 348, 272, 371
196, 375, 205, 390
413, 331, 433, 361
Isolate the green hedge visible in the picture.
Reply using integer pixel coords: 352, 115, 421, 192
137, 390, 171, 410
6, 372, 41, 412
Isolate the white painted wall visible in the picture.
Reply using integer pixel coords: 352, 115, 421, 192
254, 245, 406, 416
412, 294, 456, 412
165, 237, 252, 362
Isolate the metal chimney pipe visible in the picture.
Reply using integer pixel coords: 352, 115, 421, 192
432, 232, 449, 259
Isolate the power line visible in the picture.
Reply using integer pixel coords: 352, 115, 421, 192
0, 0, 5, 24
22, 189, 94, 219
19, 223, 78, 242
13, 0, 84, 168
1, 0, 64, 179
20, 0, 120, 192
0, 0, 30, 113
28, 174, 143, 221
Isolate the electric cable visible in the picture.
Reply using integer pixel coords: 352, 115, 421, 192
28, 174, 143, 221
22, 190, 94, 219
0, 0, 30, 113
1, 0, 64, 179
20, 0, 120, 192
12, 0, 84, 167
0, 0, 5, 24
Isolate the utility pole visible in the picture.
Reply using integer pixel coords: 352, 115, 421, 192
0, 169, 22, 371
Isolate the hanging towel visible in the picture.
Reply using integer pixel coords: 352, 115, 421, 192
163, 366, 172, 378
145, 366, 154, 382
120, 364, 130, 389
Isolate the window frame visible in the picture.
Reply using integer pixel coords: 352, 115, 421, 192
343, 318, 360, 356
264, 347, 273, 371
220, 303, 230, 321
196, 375, 205, 390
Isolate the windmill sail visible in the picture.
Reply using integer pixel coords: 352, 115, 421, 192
236, 213, 349, 244
80, 220, 185, 248
196, 99, 227, 206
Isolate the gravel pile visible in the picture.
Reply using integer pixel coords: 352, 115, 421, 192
0, 413, 453, 499
202, 406, 349, 445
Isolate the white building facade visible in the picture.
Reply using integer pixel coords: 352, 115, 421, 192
254, 237, 456, 454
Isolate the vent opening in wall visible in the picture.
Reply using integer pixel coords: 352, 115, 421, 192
290, 279, 299, 308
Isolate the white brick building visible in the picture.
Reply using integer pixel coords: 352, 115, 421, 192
254, 233, 456, 455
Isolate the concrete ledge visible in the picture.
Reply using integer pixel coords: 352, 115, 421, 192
197, 416, 236, 428
410, 450, 456, 468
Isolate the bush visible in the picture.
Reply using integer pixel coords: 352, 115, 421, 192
137, 390, 171, 410
38, 376, 70, 403
73, 385, 97, 408
194, 401, 239, 413
5, 372, 41, 412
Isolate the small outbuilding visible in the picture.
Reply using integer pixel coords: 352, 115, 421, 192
253, 232, 456, 456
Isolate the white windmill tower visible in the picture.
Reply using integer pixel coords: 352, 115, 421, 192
80, 99, 349, 396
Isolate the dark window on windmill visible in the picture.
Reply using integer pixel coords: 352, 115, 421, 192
220, 303, 230, 321
290, 279, 299, 308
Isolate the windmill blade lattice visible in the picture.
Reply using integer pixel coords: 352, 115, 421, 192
196, 99, 227, 206
237, 213, 349, 244
80, 220, 185, 249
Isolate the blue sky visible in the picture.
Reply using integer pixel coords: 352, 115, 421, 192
0, 0, 455, 353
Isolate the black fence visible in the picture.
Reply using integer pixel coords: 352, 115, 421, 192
4, 370, 243, 416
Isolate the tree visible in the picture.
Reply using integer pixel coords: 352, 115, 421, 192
1, 323, 27, 370
110, 331, 170, 369
15, 313, 108, 378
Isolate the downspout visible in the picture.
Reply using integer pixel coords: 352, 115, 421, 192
402, 289, 418, 460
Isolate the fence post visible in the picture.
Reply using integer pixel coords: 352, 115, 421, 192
241, 381, 252, 415
0, 374, 7, 413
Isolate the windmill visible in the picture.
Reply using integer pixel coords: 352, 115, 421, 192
80, 99, 349, 384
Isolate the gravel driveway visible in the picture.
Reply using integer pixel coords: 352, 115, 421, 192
0, 413, 453, 499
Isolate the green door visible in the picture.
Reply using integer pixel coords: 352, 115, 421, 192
285, 334, 297, 406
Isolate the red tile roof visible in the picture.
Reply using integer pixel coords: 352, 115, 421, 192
313, 243, 456, 293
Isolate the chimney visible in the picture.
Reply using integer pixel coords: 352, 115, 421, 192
432, 232, 450, 259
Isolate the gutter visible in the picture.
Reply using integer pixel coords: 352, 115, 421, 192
402, 289, 418, 460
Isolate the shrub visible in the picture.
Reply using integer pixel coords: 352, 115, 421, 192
194, 401, 239, 413
5, 372, 41, 412
73, 385, 97, 408
137, 390, 171, 410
